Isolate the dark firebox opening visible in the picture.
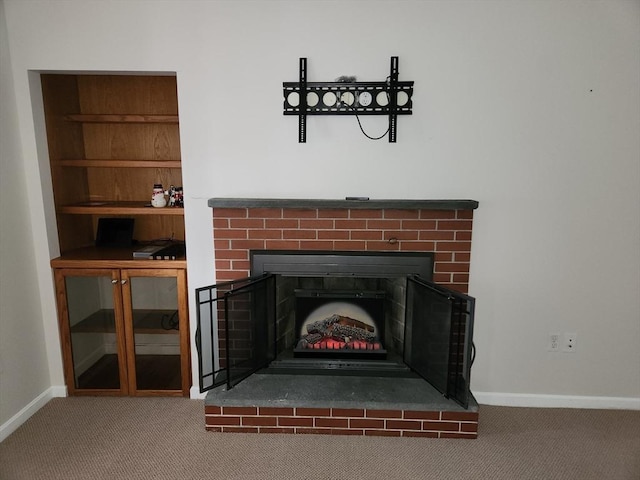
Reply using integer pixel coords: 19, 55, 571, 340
251, 250, 435, 364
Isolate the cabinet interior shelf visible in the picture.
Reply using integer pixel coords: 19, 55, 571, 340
60, 202, 185, 215
54, 159, 181, 168
71, 309, 180, 334
64, 114, 179, 124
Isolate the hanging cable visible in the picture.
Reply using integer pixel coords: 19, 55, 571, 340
345, 76, 391, 140
352, 111, 390, 140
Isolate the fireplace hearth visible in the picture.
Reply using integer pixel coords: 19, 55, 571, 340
199, 198, 479, 437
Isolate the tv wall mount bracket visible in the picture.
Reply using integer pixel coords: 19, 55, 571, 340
283, 56, 414, 143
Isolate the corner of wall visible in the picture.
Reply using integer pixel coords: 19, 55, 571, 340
0, 386, 66, 443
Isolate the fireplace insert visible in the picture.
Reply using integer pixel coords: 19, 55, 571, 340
294, 289, 387, 360
196, 250, 475, 408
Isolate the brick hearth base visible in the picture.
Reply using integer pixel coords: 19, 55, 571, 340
205, 405, 478, 438
204, 374, 479, 438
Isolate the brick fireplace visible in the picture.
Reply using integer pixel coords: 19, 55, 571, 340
210, 199, 476, 293
201, 198, 479, 438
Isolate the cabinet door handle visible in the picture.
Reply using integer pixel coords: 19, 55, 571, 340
111, 279, 118, 284
121, 279, 127, 285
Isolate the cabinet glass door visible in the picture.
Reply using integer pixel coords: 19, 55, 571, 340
123, 270, 186, 394
56, 270, 128, 394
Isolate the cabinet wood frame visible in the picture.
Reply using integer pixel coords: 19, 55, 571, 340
54, 268, 129, 396
44, 73, 191, 397
54, 267, 191, 397
121, 268, 190, 397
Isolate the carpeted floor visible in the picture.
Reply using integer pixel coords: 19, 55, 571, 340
1, 397, 638, 480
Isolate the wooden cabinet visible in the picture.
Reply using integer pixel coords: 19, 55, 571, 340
42, 74, 190, 396
54, 267, 190, 396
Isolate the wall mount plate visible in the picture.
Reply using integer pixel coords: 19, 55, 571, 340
283, 56, 414, 143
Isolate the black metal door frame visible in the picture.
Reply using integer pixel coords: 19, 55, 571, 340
195, 274, 276, 392
404, 276, 475, 408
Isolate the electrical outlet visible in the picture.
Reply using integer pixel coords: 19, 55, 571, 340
563, 332, 577, 353
548, 333, 561, 352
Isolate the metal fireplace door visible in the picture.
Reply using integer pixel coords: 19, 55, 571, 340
404, 276, 475, 409
196, 274, 276, 392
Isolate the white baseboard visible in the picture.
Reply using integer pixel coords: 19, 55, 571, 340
2, 387, 636, 442
190, 385, 206, 399
474, 391, 640, 410
0, 385, 67, 443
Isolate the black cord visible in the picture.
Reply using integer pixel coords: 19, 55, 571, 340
346, 76, 392, 141
161, 310, 179, 330
346, 101, 390, 140
353, 112, 390, 140
471, 342, 476, 367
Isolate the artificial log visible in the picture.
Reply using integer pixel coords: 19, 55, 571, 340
302, 313, 377, 347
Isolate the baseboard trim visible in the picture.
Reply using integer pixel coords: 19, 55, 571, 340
2, 388, 636, 441
190, 386, 206, 399
0, 385, 67, 443
474, 391, 640, 410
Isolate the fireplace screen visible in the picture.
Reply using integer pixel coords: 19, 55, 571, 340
196, 274, 276, 391
196, 251, 475, 409
405, 276, 475, 408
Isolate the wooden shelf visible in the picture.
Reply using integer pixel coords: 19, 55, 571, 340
51, 246, 186, 268
71, 309, 180, 334
43, 75, 184, 253
59, 202, 185, 215
54, 159, 181, 168
46, 74, 190, 397
64, 114, 179, 124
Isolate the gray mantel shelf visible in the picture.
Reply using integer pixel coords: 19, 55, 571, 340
208, 198, 479, 210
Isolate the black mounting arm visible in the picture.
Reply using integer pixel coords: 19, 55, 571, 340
283, 56, 414, 143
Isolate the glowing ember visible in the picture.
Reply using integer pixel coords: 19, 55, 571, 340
296, 313, 384, 354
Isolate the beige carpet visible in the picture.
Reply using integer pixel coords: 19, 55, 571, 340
1, 397, 638, 480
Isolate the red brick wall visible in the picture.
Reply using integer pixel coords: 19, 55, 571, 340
212, 207, 473, 293
205, 405, 478, 438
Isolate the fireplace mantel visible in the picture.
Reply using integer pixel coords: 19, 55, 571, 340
208, 198, 479, 211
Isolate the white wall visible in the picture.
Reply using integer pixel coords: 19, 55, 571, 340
2, 0, 638, 416
0, 0, 56, 437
